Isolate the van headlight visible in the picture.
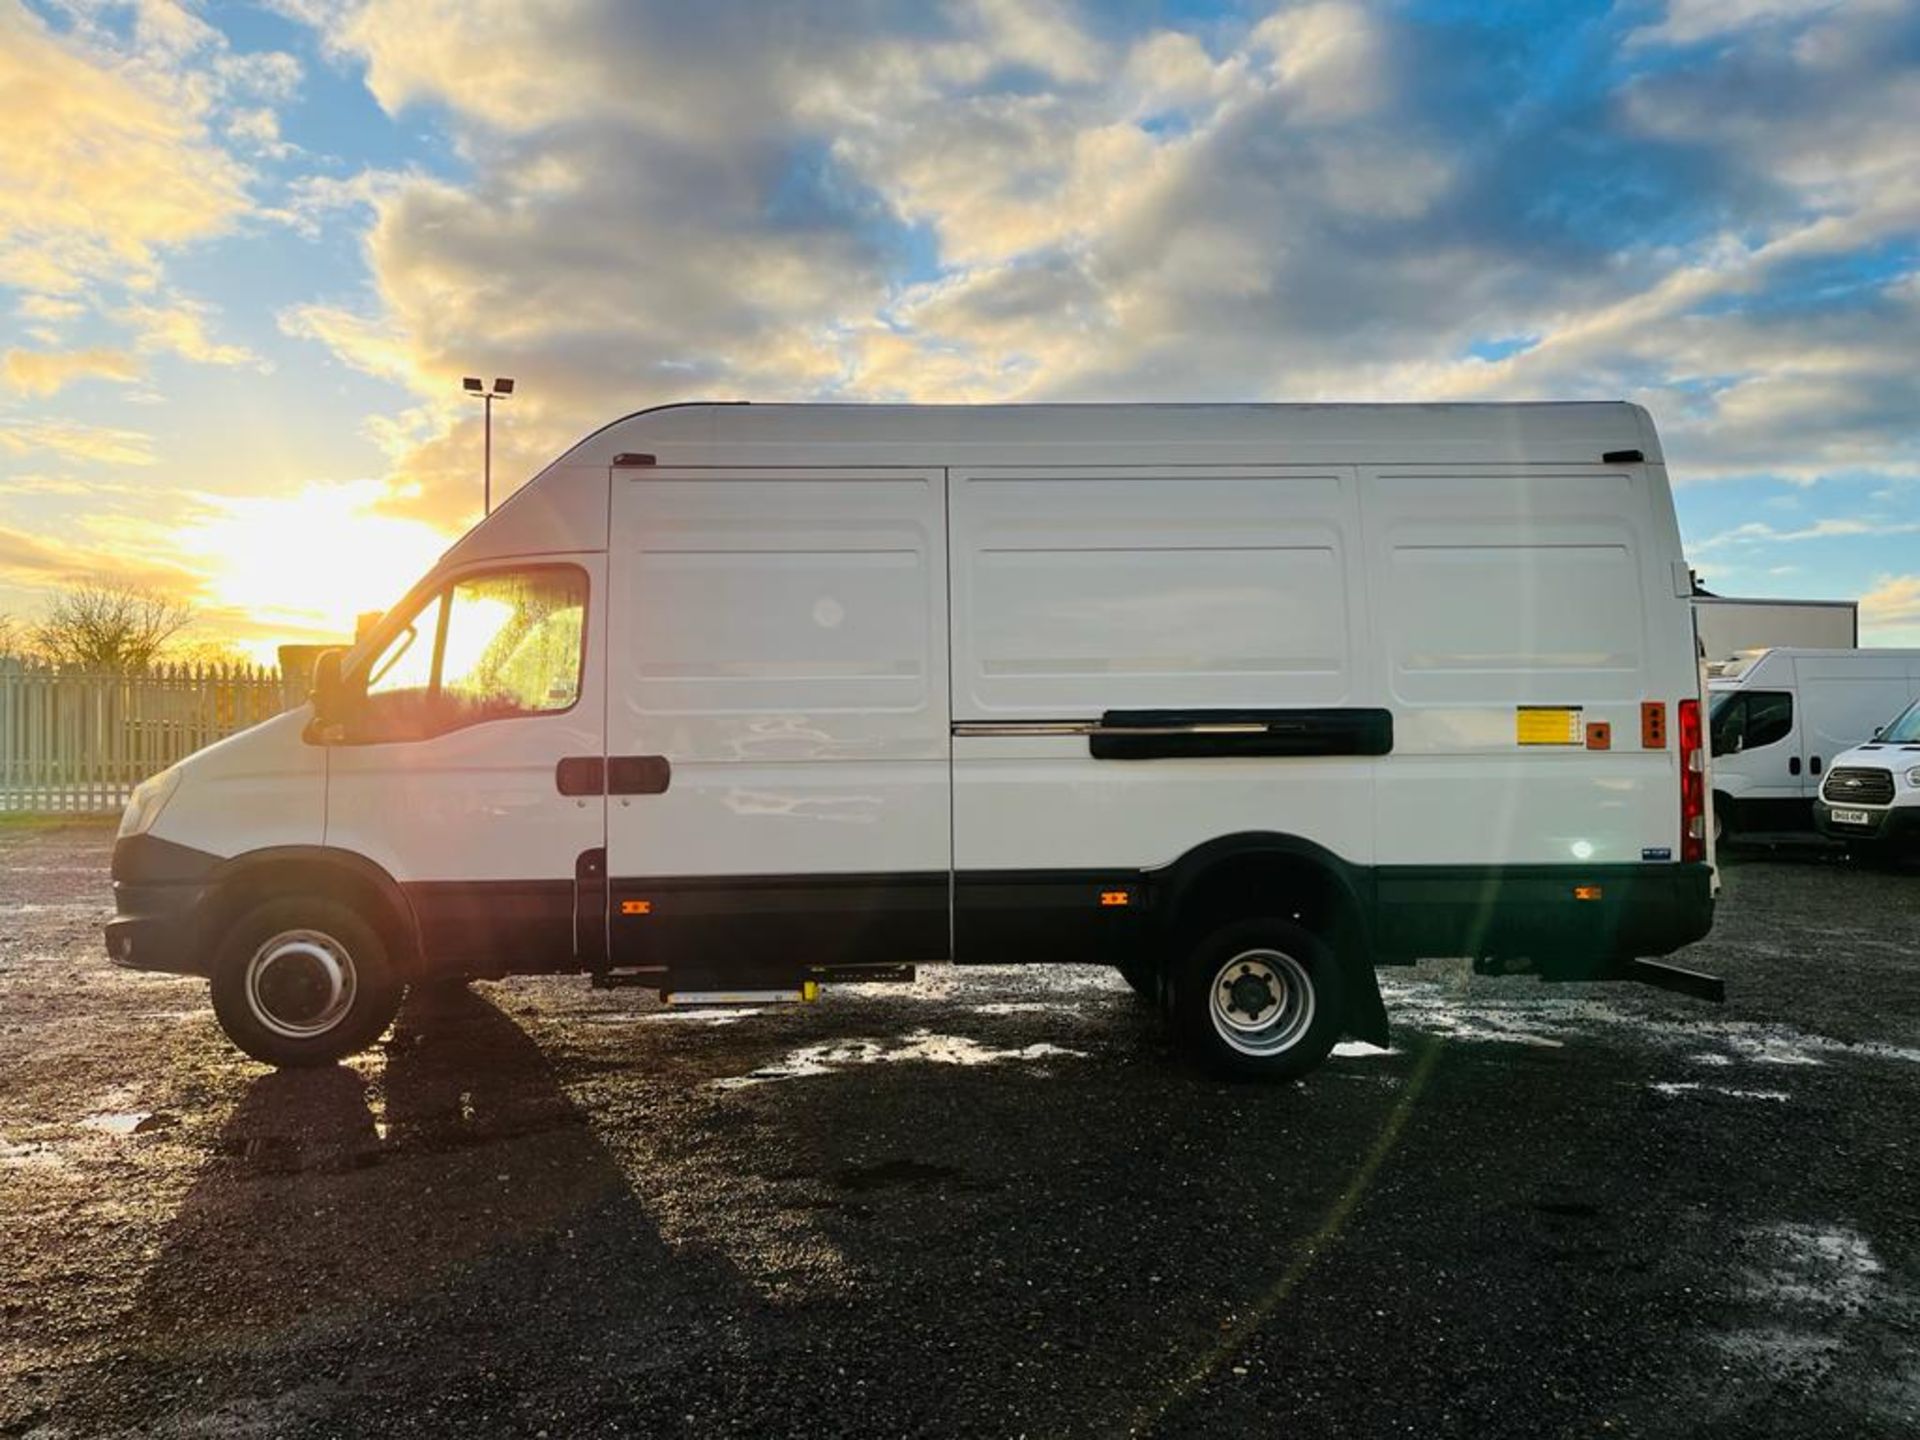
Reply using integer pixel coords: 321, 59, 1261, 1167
1908, 767, 1920, 788
118, 768, 182, 839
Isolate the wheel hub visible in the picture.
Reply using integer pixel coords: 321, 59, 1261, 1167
1224, 966, 1282, 1023
245, 930, 357, 1039
1207, 947, 1316, 1057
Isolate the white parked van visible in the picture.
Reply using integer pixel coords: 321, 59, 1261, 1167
107, 403, 1717, 1079
1814, 696, 1920, 854
1707, 648, 1920, 840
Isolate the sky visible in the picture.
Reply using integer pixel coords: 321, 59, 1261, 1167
2, 0, 1918, 661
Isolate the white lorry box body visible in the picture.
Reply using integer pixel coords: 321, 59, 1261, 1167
107, 402, 1718, 1077
1694, 597, 1857, 665
1707, 648, 1920, 837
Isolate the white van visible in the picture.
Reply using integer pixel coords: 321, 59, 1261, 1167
107, 402, 1717, 1079
1814, 696, 1920, 854
1707, 648, 1920, 840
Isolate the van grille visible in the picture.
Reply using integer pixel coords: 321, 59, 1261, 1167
1823, 767, 1894, 806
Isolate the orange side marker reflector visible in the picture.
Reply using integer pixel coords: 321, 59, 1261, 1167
621, 899, 652, 915
1100, 890, 1131, 907
1586, 721, 1611, 751
1641, 701, 1667, 749
1573, 886, 1604, 902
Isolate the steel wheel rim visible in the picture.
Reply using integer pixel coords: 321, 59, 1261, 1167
245, 929, 357, 1039
1209, 948, 1315, 1056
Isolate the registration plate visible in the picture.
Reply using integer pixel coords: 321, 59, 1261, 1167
1830, 807, 1872, 827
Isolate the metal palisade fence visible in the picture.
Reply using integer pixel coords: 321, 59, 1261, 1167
0, 661, 304, 815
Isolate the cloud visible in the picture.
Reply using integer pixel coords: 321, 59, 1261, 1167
120, 298, 261, 368
227, 106, 298, 159
0, 0, 251, 295
1693, 517, 1920, 552
1628, 0, 1850, 50
0, 418, 158, 467
0, 518, 201, 596
2, 346, 141, 396
255, 0, 1920, 535
1862, 573, 1920, 620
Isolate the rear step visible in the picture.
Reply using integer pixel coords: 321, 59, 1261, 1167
666, 983, 820, 1007
1623, 958, 1725, 1003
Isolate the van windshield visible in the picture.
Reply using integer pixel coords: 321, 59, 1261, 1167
1879, 698, 1920, 744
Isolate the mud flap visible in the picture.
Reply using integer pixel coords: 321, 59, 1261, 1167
1344, 960, 1391, 1048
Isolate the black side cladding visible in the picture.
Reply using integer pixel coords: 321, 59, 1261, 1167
1090, 708, 1394, 761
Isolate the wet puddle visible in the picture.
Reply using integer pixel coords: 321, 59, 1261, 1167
716, 1029, 1086, 1089
1647, 1081, 1790, 1102
80, 1110, 178, 1136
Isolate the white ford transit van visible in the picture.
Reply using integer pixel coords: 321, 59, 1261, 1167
107, 403, 1717, 1079
1814, 696, 1920, 855
1708, 648, 1920, 840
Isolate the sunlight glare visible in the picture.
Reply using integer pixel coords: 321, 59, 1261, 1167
179, 481, 452, 655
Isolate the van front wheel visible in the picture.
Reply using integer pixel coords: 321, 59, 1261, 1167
1173, 918, 1343, 1080
210, 898, 402, 1067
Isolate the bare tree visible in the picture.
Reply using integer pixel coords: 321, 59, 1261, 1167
31, 580, 194, 672
0, 612, 22, 662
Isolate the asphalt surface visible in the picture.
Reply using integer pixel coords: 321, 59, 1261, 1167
2, 818, 1917, 1439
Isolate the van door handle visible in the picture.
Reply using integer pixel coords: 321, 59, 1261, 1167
556, 756, 605, 795
1788, 756, 1801, 776
609, 755, 671, 795
1810, 755, 1822, 776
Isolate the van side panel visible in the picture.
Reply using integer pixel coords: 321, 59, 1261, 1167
1792, 654, 1920, 778
1364, 465, 1690, 867
948, 467, 1376, 885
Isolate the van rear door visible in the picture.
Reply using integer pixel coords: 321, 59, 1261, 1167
602, 468, 952, 982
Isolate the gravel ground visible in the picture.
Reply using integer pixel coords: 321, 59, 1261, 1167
2, 817, 1918, 1439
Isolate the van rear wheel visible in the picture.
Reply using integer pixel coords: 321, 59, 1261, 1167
1172, 918, 1343, 1080
210, 897, 402, 1067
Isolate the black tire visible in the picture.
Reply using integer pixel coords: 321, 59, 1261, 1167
210, 896, 404, 1067
1171, 917, 1344, 1080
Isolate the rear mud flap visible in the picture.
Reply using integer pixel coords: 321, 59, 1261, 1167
1346, 962, 1391, 1047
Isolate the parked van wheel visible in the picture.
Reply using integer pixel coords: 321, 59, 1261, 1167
210, 898, 402, 1067
1173, 918, 1342, 1080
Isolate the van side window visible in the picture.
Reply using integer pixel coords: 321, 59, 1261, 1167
1710, 690, 1792, 756
1743, 691, 1793, 749
440, 570, 586, 720
354, 567, 586, 741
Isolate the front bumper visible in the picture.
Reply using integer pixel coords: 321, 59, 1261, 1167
1813, 800, 1920, 845
106, 834, 219, 976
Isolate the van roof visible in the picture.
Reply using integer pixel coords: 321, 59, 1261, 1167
1709, 647, 1920, 682
554, 401, 1663, 470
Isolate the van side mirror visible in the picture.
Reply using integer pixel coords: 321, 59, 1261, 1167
310, 648, 351, 734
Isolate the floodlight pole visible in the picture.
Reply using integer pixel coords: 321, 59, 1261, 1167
464, 377, 515, 516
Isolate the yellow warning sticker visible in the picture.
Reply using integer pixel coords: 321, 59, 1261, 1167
1516, 706, 1583, 746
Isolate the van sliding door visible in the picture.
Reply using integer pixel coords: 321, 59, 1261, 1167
603, 468, 952, 979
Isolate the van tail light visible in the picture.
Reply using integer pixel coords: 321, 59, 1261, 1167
1677, 697, 1705, 863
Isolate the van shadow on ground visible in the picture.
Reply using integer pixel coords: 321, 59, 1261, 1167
87, 987, 764, 1435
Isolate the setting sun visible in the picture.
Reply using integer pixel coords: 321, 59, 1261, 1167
174, 481, 454, 660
